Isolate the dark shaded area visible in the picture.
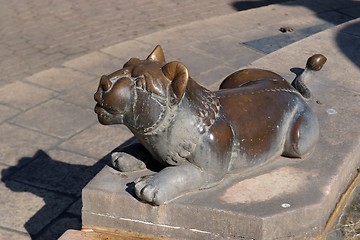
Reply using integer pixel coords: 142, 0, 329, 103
2, 151, 108, 196
0, 137, 158, 239
290, 67, 304, 76
233, 0, 360, 69
231, 0, 288, 11
243, 23, 335, 54
1, 150, 109, 239
336, 21, 360, 68
277, 0, 360, 70
242, 12, 353, 54
113, 137, 163, 172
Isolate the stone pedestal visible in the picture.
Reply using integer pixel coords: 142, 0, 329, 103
82, 105, 360, 239
82, 19, 360, 240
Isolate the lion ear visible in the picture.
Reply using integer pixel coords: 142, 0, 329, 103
162, 61, 189, 105
123, 58, 141, 68
147, 45, 166, 62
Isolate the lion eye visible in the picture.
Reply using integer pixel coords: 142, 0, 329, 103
135, 77, 146, 90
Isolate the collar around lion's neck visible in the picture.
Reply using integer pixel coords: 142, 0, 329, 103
135, 79, 220, 136
133, 86, 178, 136
142, 104, 178, 135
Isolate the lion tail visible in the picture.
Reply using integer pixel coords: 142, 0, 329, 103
291, 54, 327, 99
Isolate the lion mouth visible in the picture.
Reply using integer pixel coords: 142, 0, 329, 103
95, 104, 117, 114
94, 104, 105, 114
94, 104, 124, 125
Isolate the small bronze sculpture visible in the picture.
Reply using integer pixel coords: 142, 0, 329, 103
94, 46, 326, 205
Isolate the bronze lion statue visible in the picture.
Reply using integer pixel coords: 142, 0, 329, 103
94, 45, 326, 205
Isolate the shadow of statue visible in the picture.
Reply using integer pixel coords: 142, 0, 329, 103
111, 136, 164, 173
1, 149, 110, 239
0, 135, 161, 239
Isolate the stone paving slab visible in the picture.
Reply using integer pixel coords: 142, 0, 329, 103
101, 40, 157, 62
8, 150, 100, 196
197, 65, 238, 90
0, 0, 239, 86
0, 81, 56, 111
82, 18, 360, 240
191, 35, 266, 69
242, 11, 353, 54
62, 52, 126, 77
0, 104, 19, 122
0, 180, 75, 237
57, 79, 100, 110
36, 216, 82, 240
11, 99, 97, 139
59, 124, 133, 160
0, 228, 31, 240
0, 148, 106, 239
235, 19, 360, 92
99, 0, 358, 87
0, 123, 60, 166
25, 67, 95, 92
339, 5, 360, 18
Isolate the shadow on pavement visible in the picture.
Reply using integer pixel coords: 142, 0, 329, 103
280, 0, 360, 69
1, 150, 109, 239
0, 136, 160, 239
336, 21, 360, 68
231, 0, 288, 11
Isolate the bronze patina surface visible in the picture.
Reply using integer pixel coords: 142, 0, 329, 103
94, 45, 326, 205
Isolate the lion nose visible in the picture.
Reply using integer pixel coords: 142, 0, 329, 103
94, 75, 112, 104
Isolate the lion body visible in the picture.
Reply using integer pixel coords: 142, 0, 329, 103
94, 46, 320, 205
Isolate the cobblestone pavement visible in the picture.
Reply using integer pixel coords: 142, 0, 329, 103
0, 0, 240, 87
0, 0, 359, 239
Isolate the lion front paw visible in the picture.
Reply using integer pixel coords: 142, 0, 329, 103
133, 165, 207, 205
111, 152, 146, 172
134, 175, 169, 205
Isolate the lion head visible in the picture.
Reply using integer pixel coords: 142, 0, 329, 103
94, 45, 190, 133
